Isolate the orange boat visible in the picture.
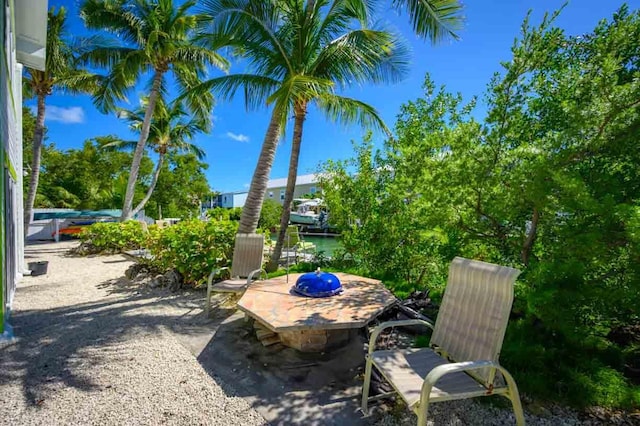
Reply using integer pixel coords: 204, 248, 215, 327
52, 222, 93, 238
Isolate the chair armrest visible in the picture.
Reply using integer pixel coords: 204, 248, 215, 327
420, 360, 517, 400
367, 319, 434, 355
246, 268, 267, 284
207, 267, 230, 288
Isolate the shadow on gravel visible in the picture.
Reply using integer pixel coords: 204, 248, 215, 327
196, 313, 372, 426
0, 277, 225, 409
3, 245, 375, 425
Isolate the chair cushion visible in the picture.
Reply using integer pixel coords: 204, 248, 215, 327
211, 278, 248, 293
371, 348, 488, 407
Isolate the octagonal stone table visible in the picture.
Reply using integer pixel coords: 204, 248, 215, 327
237, 273, 397, 352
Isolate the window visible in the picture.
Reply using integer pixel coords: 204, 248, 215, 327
280, 189, 285, 201
310, 186, 316, 194
268, 191, 274, 198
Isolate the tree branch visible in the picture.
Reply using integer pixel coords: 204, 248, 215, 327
521, 207, 539, 266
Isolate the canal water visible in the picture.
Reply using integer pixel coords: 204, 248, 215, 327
269, 234, 342, 256
302, 235, 342, 256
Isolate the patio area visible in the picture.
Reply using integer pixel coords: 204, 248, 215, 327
237, 273, 397, 352
3, 241, 585, 425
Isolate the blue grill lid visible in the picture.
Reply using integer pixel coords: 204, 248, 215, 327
293, 269, 342, 298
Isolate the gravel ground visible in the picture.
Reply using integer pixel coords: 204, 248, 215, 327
0, 241, 266, 426
374, 399, 584, 426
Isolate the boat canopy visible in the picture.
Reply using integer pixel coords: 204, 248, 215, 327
297, 198, 323, 207
33, 210, 122, 221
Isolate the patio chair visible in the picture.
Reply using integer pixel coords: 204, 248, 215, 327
276, 225, 315, 263
361, 257, 525, 426
206, 233, 266, 313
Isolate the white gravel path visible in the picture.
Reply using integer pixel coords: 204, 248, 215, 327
0, 241, 266, 426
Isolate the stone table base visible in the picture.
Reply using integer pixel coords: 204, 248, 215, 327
278, 328, 356, 352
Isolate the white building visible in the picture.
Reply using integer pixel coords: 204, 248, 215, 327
216, 191, 248, 209
264, 174, 321, 205
216, 174, 323, 209
1, 0, 48, 336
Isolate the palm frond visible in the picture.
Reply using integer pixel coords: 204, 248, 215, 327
311, 28, 411, 89
315, 0, 377, 45
198, 0, 293, 73
23, 7, 98, 98
97, 136, 139, 152
185, 74, 280, 111
90, 68, 135, 113
392, 0, 464, 43
114, 94, 208, 158
80, 0, 145, 46
55, 70, 102, 94
79, 46, 148, 74
22, 78, 35, 99
173, 62, 215, 123
266, 74, 335, 107
170, 139, 207, 160
172, 45, 230, 72
316, 92, 390, 135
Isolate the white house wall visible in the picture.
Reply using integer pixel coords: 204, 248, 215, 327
233, 192, 247, 208
1, 0, 46, 335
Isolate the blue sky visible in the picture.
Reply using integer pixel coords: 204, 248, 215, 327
38, 0, 638, 193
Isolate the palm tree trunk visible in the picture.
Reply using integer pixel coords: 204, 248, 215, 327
268, 103, 307, 269
238, 108, 283, 233
121, 71, 163, 221
131, 152, 164, 218
23, 94, 46, 239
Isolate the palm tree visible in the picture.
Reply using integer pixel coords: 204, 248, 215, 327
79, 0, 228, 220
197, 1, 462, 247
100, 96, 208, 217
23, 7, 98, 239
196, 1, 400, 239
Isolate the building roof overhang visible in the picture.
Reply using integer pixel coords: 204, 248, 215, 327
14, 0, 48, 71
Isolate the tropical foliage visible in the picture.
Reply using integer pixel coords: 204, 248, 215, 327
207, 207, 242, 221
144, 219, 238, 286
23, 107, 211, 218
258, 199, 283, 230
207, 200, 281, 230
22, 7, 98, 238
195, 0, 463, 243
101, 96, 209, 217
79, 0, 227, 220
145, 152, 212, 219
25, 132, 154, 210
79, 219, 238, 286
78, 221, 147, 253
321, 7, 640, 408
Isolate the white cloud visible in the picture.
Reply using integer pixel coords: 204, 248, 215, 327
243, 183, 250, 188
225, 132, 249, 143
46, 106, 85, 124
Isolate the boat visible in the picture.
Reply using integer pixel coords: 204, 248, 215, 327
290, 198, 324, 226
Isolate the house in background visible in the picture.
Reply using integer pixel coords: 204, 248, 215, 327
215, 174, 322, 210
264, 174, 321, 205
1, 0, 48, 337
216, 191, 248, 209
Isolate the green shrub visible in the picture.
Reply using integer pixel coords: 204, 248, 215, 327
79, 221, 146, 253
207, 207, 242, 221
500, 317, 640, 409
258, 199, 282, 230
144, 219, 238, 287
